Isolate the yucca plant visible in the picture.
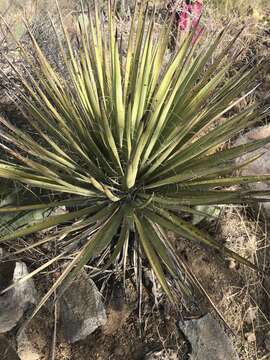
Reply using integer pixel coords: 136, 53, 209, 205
0, 1, 269, 319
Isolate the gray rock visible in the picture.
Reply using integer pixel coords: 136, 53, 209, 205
179, 313, 239, 360
235, 125, 270, 216
59, 271, 107, 343
0, 261, 37, 333
0, 336, 20, 360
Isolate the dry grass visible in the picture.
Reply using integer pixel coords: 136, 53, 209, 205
217, 206, 270, 360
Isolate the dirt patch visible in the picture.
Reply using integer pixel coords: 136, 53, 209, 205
18, 316, 51, 360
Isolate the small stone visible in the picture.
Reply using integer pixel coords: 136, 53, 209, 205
245, 332, 256, 343
245, 307, 257, 325
145, 348, 178, 360
228, 259, 237, 269
59, 270, 107, 343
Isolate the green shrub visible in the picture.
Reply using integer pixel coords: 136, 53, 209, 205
0, 1, 269, 318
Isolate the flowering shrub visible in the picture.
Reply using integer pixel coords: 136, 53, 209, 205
171, 0, 204, 41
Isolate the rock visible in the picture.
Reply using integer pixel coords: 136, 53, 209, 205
0, 261, 37, 333
0, 336, 20, 360
245, 332, 256, 343
145, 348, 178, 360
59, 271, 107, 343
179, 313, 239, 360
245, 307, 257, 325
235, 125, 270, 216
228, 259, 237, 270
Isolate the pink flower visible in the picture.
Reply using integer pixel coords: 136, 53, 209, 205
179, 3, 193, 30
192, 0, 203, 28
177, 0, 204, 41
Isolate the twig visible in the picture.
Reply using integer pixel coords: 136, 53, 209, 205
51, 293, 58, 360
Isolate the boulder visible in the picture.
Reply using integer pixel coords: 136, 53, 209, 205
179, 313, 239, 360
59, 271, 107, 343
